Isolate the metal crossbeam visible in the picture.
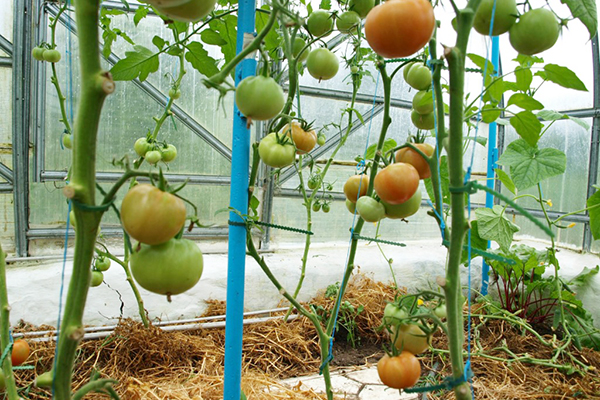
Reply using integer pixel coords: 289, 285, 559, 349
0, 34, 12, 56
40, 170, 231, 185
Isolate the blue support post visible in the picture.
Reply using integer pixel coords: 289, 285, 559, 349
223, 0, 257, 398
481, 35, 500, 296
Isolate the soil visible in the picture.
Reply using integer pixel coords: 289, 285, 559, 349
330, 336, 383, 367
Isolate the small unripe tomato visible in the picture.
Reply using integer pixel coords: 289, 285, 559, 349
90, 271, 104, 287
168, 88, 181, 99
95, 256, 111, 272
145, 150, 162, 164
43, 49, 61, 63
161, 144, 178, 163
62, 134, 72, 149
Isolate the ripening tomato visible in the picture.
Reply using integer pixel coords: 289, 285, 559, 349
307, 10, 333, 37
11, 339, 30, 366
365, 0, 435, 58
383, 189, 421, 219
344, 175, 369, 203
306, 48, 339, 81
281, 122, 317, 154
391, 323, 432, 355
474, 0, 518, 36
258, 133, 296, 168
377, 352, 421, 389
236, 76, 285, 121
120, 184, 187, 245
154, 0, 217, 22
345, 199, 357, 214
509, 8, 560, 55
356, 197, 386, 222
395, 143, 434, 179
374, 163, 419, 205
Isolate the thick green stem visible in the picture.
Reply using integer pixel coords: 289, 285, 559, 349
54, 0, 112, 398
0, 246, 19, 400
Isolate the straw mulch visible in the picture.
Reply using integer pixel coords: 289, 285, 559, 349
10, 274, 600, 399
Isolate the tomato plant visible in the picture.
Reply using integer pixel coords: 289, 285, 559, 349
356, 197, 386, 222
306, 48, 339, 81
377, 351, 421, 389
161, 144, 178, 163
382, 189, 422, 219
282, 121, 317, 154
343, 175, 369, 203
130, 238, 204, 298
307, 10, 333, 37
95, 256, 111, 272
235, 76, 285, 121
134, 137, 151, 157
395, 143, 434, 179
258, 132, 296, 168
120, 184, 187, 246
153, 0, 218, 23
473, 0, 518, 36
391, 323, 431, 354
364, 0, 435, 58
349, 0, 374, 18
11, 339, 30, 366
374, 163, 419, 205
292, 37, 310, 62
43, 49, 61, 63
336, 11, 361, 34
405, 63, 432, 90
90, 271, 104, 287
509, 8, 560, 55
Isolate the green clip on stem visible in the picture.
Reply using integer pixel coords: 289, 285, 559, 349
228, 220, 313, 236
351, 233, 406, 247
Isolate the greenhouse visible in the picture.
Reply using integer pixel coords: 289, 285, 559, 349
0, 0, 599, 398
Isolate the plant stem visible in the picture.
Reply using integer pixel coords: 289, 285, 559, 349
0, 246, 19, 400
54, 0, 113, 397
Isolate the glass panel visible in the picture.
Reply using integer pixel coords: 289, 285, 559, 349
0, 0, 13, 42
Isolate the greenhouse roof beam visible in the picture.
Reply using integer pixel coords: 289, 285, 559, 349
290, 84, 413, 109
0, 163, 14, 184
275, 103, 385, 185
48, 4, 234, 162
0, 57, 11, 67
0, 34, 12, 56
26, 226, 229, 240
40, 170, 231, 185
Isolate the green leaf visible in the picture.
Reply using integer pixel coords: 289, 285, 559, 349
319, 0, 332, 10
483, 75, 505, 103
510, 111, 543, 147
211, 15, 238, 65
497, 139, 567, 190
495, 168, 515, 194
507, 93, 544, 111
568, 266, 599, 288
537, 109, 567, 121
475, 206, 520, 251
461, 220, 489, 264
568, 116, 591, 131
184, 42, 220, 78
539, 64, 588, 91
587, 191, 600, 240
467, 53, 495, 75
481, 104, 501, 123
256, 5, 281, 56
110, 45, 159, 82
133, 6, 149, 26
152, 35, 166, 51
514, 67, 532, 91
364, 138, 397, 160
201, 30, 227, 46
561, 0, 598, 40
424, 155, 450, 206
102, 30, 117, 59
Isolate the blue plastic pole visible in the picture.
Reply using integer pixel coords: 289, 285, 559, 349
223, 0, 257, 398
481, 35, 500, 296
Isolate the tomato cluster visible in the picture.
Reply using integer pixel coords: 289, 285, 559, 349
134, 137, 178, 165
32, 46, 61, 63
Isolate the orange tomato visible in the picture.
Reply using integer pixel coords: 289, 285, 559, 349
11, 339, 30, 366
281, 122, 317, 154
364, 0, 435, 58
377, 351, 421, 389
374, 163, 419, 205
395, 143, 435, 179
343, 175, 369, 203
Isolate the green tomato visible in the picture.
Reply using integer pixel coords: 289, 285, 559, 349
322, 203, 330, 213
412, 90, 434, 115
161, 144, 178, 163
474, 0, 518, 36
235, 76, 285, 121
411, 109, 435, 130
403, 61, 416, 81
307, 10, 333, 37
258, 133, 296, 168
317, 133, 326, 146
32, 47, 46, 61
131, 238, 204, 298
383, 303, 408, 325
62, 133, 72, 149
345, 199, 356, 214
168, 88, 181, 99
90, 271, 104, 287
43, 49, 61, 63
336, 11, 361, 34
145, 150, 162, 164
95, 256, 111, 272
307, 175, 321, 190
405, 63, 431, 90
509, 8, 560, 55
350, 66, 359, 74
306, 48, 339, 81
134, 137, 151, 157
349, 0, 374, 19
292, 37, 310, 62
312, 202, 321, 212
383, 189, 422, 219
433, 304, 447, 319
154, 0, 217, 22
356, 196, 386, 223
35, 371, 53, 388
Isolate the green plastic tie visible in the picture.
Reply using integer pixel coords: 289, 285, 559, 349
228, 220, 313, 235
405, 368, 473, 394
71, 198, 115, 213
352, 233, 406, 247
0, 342, 12, 366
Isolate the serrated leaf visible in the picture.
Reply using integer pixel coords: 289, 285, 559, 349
587, 191, 600, 240
514, 67, 532, 91
110, 45, 159, 82
152, 35, 166, 50
510, 110, 543, 147
568, 265, 599, 288
495, 168, 515, 194
200, 29, 227, 46
540, 64, 588, 91
211, 15, 238, 65
475, 205, 520, 251
185, 42, 219, 77
256, 5, 281, 56
507, 93, 544, 111
497, 139, 566, 190
561, 0, 598, 40
102, 30, 117, 59
133, 6, 149, 26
